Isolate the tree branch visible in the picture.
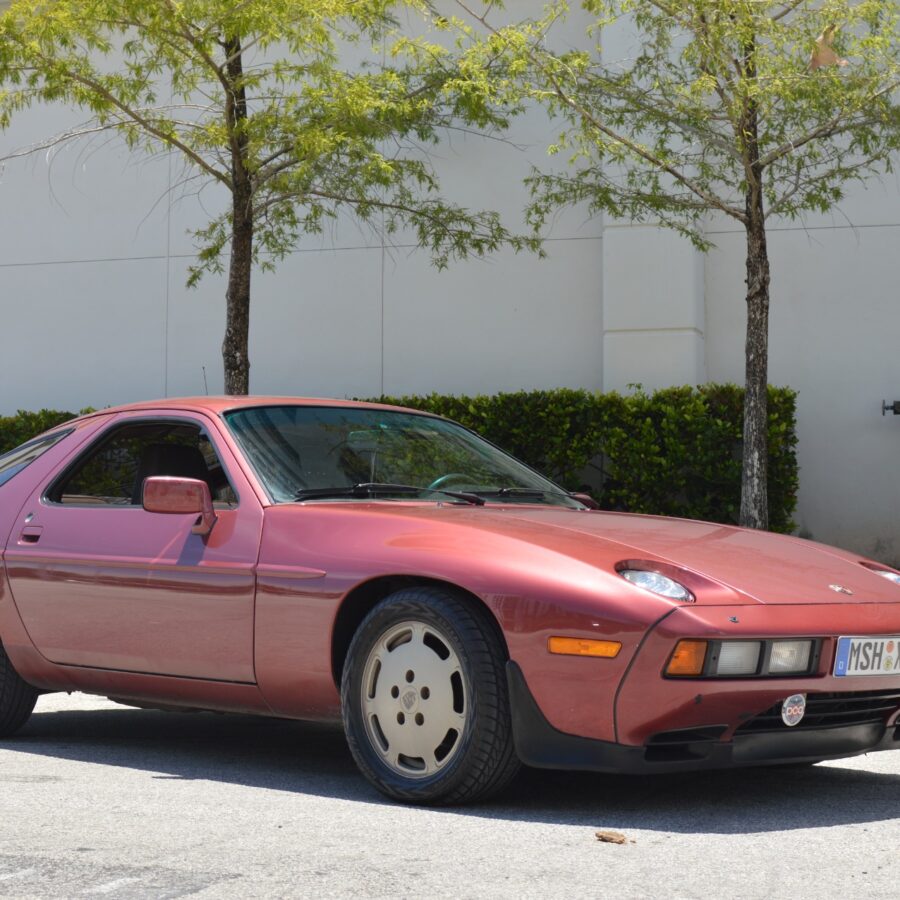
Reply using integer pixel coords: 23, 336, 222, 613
771, 1, 806, 23
767, 154, 893, 218
759, 79, 900, 169
547, 67, 745, 221
451, 0, 745, 222
160, 0, 231, 96
9, 51, 230, 187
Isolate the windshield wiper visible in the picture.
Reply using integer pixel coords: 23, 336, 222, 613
470, 487, 567, 502
293, 482, 484, 505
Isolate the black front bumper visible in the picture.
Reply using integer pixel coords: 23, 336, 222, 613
506, 662, 900, 774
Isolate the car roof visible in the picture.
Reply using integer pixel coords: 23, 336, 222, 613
72, 396, 431, 423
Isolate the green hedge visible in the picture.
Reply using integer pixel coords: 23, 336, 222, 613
0, 409, 83, 454
2, 386, 799, 532
372, 385, 798, 533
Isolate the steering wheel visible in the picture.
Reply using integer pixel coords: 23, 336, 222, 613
426, 473, 471, 491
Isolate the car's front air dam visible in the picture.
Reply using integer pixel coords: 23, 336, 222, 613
507, 601, 900, 774
507, 659, 900, 773
614, 602, 900, 749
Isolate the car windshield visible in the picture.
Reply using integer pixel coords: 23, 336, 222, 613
0, 429, 72, 489
224, 405, 581, 507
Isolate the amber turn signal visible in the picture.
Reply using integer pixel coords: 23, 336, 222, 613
548, 636, 622, 658
666, 639, 708, 676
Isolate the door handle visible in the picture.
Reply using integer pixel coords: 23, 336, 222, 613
18, 526, 43, 544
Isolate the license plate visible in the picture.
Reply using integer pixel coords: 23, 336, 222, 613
834, 635, 900, 677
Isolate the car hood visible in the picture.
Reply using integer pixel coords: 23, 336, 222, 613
483, 507, 897, 605
342, 504, 900, 605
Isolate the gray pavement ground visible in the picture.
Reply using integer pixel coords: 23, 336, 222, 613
1, 693, 898, 899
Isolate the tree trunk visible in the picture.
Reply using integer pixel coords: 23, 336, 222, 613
737, 28, 771, 531
221, 35, 252, 396
740, 180, 771, 529
222, 209, 252, 395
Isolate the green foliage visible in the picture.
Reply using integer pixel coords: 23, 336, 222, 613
0, 0, 535, 274
0, 2, 539, 393
448, 1, 900, 239
0, 409, 83, 454
375, 388, 604, 492
373, 385, 798, 532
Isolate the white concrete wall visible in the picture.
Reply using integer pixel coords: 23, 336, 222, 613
1, 3, 899, 562
0, 114, 603, 411
0, 3, 602, 411
601, 227, 706, 392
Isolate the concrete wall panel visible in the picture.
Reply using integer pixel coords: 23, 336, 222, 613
706, 221, 900, 563
382, 239, 603, 396
0, 103, 169, 267
0, 258, 167, 412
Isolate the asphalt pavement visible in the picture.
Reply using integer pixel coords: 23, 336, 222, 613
1, 693, 898, 899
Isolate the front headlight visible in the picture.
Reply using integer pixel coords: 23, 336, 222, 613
860, 561, 900, 586
873, 570, 900, 587
620, 569, 694, 602
769, 640, 813, 674
666, 638, 818, 678
714, 641, 761, 675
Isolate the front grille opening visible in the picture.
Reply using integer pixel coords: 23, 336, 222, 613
644, 725, 727, 762
735, 689, 900, 735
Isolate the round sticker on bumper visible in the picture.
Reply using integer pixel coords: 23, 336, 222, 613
781, 693, 807, 727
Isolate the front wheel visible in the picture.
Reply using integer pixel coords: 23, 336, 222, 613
341, 587, 520, 804
0, 641, 38, 737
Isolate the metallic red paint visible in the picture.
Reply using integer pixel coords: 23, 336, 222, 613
1, 396, 899, 773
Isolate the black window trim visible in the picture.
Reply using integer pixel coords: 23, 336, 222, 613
0, 427, 76, 488
42, 415, 241, 509
0, 427, 75, 461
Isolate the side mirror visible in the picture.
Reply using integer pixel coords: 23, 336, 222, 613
570, 491, 600, 510
142, 476, 217, 536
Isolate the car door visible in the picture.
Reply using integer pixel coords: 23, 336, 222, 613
3, 411, 262, 682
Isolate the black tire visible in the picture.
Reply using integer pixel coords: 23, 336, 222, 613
0, 641, 38, 737
341, 587, 520, 805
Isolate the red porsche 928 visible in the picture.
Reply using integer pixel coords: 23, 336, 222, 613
1, 397, 899, 804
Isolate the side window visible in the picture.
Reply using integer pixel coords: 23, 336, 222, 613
47, 421, 238, 507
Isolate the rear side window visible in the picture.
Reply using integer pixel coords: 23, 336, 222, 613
0, 430, 73, 488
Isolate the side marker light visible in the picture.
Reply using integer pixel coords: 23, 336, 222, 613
548, 637, 622, 658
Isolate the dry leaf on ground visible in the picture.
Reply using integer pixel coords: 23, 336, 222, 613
595, 830, 633, 844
